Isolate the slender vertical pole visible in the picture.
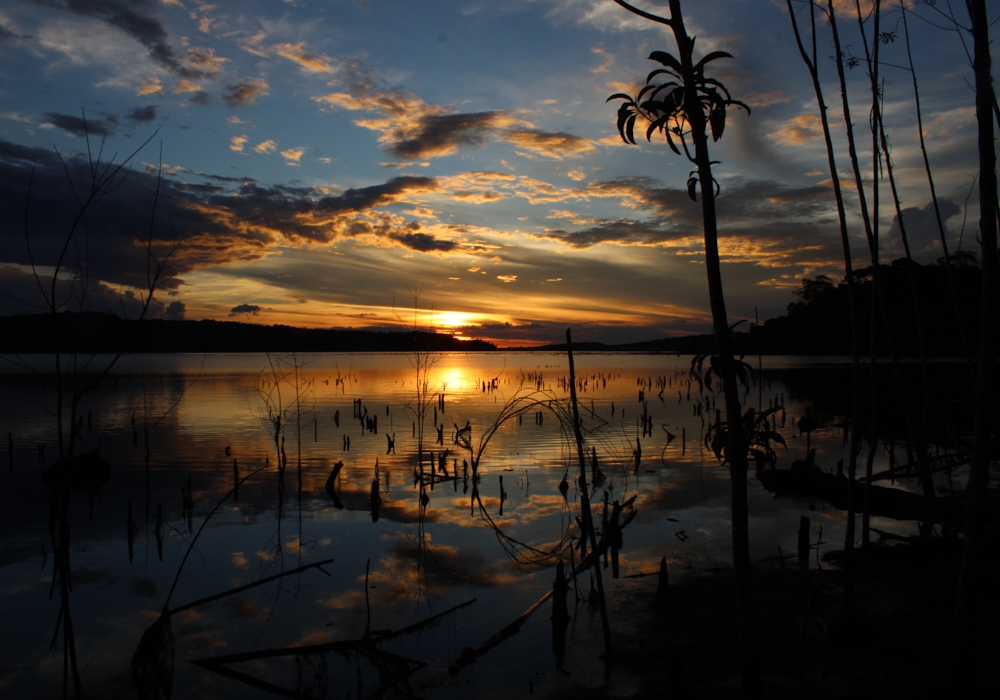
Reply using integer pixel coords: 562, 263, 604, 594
956, 0, 997, 665
566, 328, 613, 660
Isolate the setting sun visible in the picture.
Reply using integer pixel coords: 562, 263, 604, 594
433, 311, 477, 328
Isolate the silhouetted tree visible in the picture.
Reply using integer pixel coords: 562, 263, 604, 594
956, 0, 996, 681
608, 1, 760, 696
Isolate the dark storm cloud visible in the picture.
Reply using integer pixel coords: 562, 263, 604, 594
459, 321, 551, 343
0, 139, 456, 307
164, 300, 185, 319
886, 197, 962, 261
587, 176, 834, 227
188, 90, 211, 106
537, 177, 837, 254
538, 218, 678, 249
53, 0, 203, 78
223, 81, 268, 108
0, 22, 24, 42
318, 61, 593, 162
0, 265, 185, 319
44, 111, 116, 137
0, 140, 53, 163
390, 232, 457, 252
316, 176, 439, 213
388, 111, 510, 159
126, 105, 159, 123
229, 304, 260, 316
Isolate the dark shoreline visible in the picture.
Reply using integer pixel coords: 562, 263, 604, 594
0, 312, 721, 355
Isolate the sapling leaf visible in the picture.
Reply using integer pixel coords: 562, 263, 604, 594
647, 115, 669, 141
694, 51, 734, 72
616, 104, 633, 141
647, 68, 679, 84
702, 77, 733, 100
710, 104, 727, 141
637, 84, 660, 102
649, 51, 683, 72
664, 128, 681, 154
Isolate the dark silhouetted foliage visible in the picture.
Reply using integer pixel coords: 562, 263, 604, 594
0, 313, 496, 354
744, 254, 986, 357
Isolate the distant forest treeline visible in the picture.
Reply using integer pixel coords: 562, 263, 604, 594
0, 255, 986, 356
0, 313, 497, 354
743, 254, 985, 357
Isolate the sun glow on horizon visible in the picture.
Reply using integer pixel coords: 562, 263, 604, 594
432, 310, 478, 328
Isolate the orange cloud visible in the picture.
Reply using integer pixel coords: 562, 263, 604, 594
253, 139, 277, 154
274, 42, 334, 73
505, 129, 597, 160
280, 146, 307, 165
174, 79, 202, 93
769, 114, 823, 145
452, 190, 505, 203
136, 77, 163, 95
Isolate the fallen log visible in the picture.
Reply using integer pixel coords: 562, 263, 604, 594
864, 452, 970, 484
758, 468, 963, 523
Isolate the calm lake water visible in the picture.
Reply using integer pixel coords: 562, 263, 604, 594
0, 352, 934, 699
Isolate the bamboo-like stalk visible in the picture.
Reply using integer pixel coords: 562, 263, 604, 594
565, 328, 613, 659
860, 0, 881, 552
899, 0, 976, 383
874, 81, 938, 534
825, 0, 862, 618
786, 0, 861, 571
955, 0, 997, 668
853, 0, 939, 544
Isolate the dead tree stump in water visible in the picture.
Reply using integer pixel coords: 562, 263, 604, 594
798, 516, 810, 566
552, 560, 569, 623
656, 556, 669, 606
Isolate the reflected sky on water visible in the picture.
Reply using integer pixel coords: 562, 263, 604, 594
0, 352, 927, 699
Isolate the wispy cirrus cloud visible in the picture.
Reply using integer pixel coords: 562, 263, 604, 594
126, 105, 159, 123
273, 41, 333, 72
48, 0, 211, 78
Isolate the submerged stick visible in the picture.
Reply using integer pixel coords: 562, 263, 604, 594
372, 598, 476, 641
193, 643, 422, 700
170, 558, 334, 615
163, 466, 266, 612
565, 327, 613, 658
448, 497, 635, 676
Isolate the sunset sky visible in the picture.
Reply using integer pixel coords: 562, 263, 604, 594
0, 0, 982, 345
